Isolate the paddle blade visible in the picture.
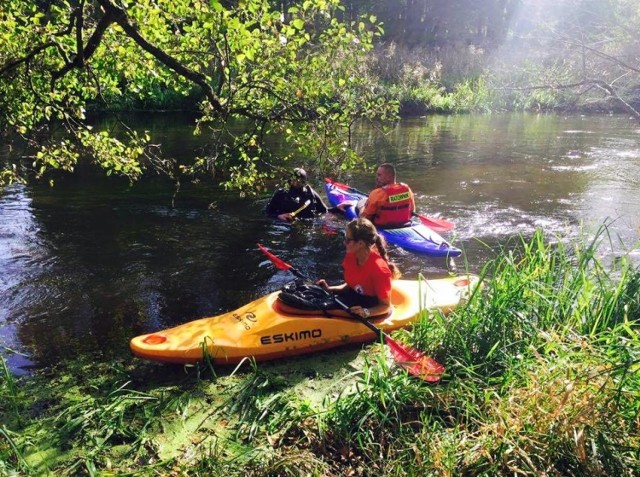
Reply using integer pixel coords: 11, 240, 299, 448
385, 337, 445, 383
321, 224, 339, 235
414, 213, 455, 233
257, 243, 292, 272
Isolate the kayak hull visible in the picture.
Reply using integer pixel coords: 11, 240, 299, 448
130, 276, 477, 365
324, 182, 462, 258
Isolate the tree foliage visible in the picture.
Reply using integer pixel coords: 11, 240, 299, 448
486, 0, 640, 116
339, 0, 522, 49
334, 0, 640, 117
0, 0, 396, 189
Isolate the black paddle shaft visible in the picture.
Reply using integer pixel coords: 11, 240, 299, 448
333, 296, 385, 341
289, 270, 383, 339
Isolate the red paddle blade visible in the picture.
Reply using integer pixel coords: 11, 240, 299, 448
385, 337, 445, 383
257, 243, 292, 272
321, 224, 339, 235
414, 214, 455, 233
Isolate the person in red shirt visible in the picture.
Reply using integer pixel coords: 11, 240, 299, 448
316, 218, 401, 318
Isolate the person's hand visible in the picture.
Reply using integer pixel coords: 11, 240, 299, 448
277, 213, 294, 221
315, 279, 329, 290
349, 305, 370, 318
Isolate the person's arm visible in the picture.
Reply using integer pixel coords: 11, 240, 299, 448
409, 188, 416, 215
361, 188, 385, 222
266, 189, 296, 221
277, 212, 295, 221
316, 279, 348, 294
349, 299, 390, 319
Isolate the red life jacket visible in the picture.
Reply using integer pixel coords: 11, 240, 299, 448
375, 183, 412, 227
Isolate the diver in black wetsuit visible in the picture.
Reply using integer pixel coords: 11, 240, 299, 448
265, 168, 328, 221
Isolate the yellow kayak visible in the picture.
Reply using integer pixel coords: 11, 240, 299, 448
130, 275, 478, 365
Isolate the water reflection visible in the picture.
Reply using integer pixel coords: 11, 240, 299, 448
0, 186, 45, 372
1, 113, 639, 373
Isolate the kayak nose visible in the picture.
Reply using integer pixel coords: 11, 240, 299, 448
142, 334, 167, 344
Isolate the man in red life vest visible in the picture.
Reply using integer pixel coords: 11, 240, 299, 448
361, 163, 416, 228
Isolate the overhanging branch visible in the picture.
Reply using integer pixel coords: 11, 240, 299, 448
495, 79, 640, 120
95, 0, 225, 115
51, 5, 117, 83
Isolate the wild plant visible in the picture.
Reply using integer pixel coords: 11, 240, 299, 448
1, 355, 20, 425
222, 360, 319, 446
321, 227, 640, 475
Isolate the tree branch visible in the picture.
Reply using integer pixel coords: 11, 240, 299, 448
553, 33, 640, 75
0, 42, 56, 77
496, 79, 640, 120
51, 5, 117, 83
75, 0, 85, 65
1, 4, 78, 78
95, 0, 225, 114
95, 0, 314, 122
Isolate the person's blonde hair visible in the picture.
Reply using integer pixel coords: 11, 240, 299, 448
346, 218, 401, 278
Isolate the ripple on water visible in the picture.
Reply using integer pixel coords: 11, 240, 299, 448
454, 203, 573, 242
550, 164, 600, 172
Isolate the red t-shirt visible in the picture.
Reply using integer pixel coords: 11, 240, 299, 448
342, 249, 392, 302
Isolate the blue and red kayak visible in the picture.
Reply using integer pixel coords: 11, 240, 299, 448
325, 179, 462, 258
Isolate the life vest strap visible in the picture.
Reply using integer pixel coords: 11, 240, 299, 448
380, 203, 410, 211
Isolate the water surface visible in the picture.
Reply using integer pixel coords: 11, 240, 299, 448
1, 113, 639, 373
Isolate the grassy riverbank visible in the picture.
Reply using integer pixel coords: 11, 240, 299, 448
1, 228, 639, 476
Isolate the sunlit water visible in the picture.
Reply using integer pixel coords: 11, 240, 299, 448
1, 113, 639, 373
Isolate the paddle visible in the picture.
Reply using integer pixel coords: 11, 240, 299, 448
290, 199, 311, 218
257, 243, 445, 382
325, 178, 455, 233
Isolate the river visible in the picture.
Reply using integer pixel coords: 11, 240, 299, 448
1, 113, 639, 373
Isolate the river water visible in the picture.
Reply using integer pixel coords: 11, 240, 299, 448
1, 113, 639, 373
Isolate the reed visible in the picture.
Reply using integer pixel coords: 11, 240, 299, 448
321, 227, 640, 475
1, 355, 20, 425
222, 360, 320, 446
0, 425, 31, 475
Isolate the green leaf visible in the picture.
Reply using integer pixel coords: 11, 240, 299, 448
0, 0, 396, 191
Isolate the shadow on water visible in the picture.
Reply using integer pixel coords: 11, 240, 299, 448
1, 112, 640, 374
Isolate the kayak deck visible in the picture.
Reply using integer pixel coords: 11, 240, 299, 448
324, 181, 462, 257
130, 276, 477, 365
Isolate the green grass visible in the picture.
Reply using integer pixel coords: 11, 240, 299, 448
1, 227, 639, 475
321, 227, 640, 475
